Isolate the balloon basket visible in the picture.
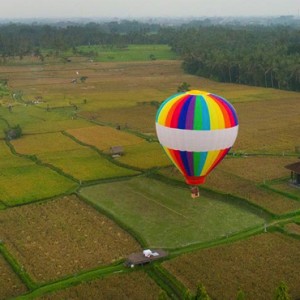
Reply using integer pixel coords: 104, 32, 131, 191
190, 186, 200, 198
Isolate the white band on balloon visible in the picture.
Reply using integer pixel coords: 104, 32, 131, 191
155, 123, 239, 152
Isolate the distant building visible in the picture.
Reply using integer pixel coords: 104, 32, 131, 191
124, 249, 168, 267
110, 146, 124, 157
285, 161, 300, 185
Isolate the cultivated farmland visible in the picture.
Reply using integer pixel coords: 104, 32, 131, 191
80, 177, 266, 248
0, 51, 299, 299
163, 233, 300, 300
39, 270, 163, 300
0, 141, 76, 206
0, 195, 140, 283
11, 132, 138, 182
0, 254, 27, 300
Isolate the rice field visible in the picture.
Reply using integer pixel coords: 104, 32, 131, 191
0, 105, 92, 135
0, 195, 141, 283
67, 125, 144, 150
219, 156, 297, 183
80, 176, 266, 249
0, 141, 76, 205
0, 55, 299, 299
163, 233, 300, 300
0, 254, 27, 300
11, 132, 138, 181
79, 103, 159, 135
67, 126, 170, 169
159, 162, 300, 215
39, 270, 163, 300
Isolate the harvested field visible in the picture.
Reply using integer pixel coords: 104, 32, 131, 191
220, 156, 297, 183
268, 182, 300, 199
0, 254, 27, 300
80, 177, 265, 248
233, 96, 300, 153
39, 270, 162, 300
163, 233, 300, 300
205, 169, 300, 215
79, 103, 158, 135
285, 223, 300, 235
0, 195, 141, 283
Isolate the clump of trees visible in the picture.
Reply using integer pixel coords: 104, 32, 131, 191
5, 124, 22, 140
169, 26, 300, 91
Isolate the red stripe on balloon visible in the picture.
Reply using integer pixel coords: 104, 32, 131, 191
169, 95, 190, 128
168, 149, 188, 177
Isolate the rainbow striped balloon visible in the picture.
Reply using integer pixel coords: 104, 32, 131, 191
155, 90, 239, 185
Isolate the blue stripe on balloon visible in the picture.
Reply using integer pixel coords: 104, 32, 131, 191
199, 96, 210, 130
177, 96, 192, 129
179, 151, 192, 176
195, 152, 208, 176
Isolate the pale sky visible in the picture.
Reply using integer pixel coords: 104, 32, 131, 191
0, 0, 299, 19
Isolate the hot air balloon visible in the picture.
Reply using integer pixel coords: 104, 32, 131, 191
155, 90, 238, 196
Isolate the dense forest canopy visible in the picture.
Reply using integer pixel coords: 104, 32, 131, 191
0, 20, 300, 91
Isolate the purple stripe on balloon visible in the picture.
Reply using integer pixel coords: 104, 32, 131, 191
185, 96, 196, 129
186, 151, 194, 176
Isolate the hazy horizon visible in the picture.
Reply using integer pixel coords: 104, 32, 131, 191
0, 0, 299, 20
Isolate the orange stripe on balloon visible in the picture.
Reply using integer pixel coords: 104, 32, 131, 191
168, 149, 188, 177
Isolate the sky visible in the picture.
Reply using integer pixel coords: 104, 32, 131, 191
0, 0, 299, 20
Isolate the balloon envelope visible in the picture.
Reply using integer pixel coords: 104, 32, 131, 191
155, 90, 239, 185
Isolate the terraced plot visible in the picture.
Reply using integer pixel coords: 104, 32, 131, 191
11, 132, 138, 181
0, 141, 76, 206
0, 105, 92, 135
67, 126, 170, 169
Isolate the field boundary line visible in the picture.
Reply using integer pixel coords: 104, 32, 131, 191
0, 242, 37, 291
12, 263, 127, 300
62, 130, 145, 173
77, 192, 148, 247
5, 139, 80, 184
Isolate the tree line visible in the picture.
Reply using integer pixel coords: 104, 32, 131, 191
168, 25, 300, 91
0, 21, 300, 91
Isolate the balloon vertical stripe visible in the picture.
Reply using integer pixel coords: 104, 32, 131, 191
178, 96, 192, 129
185, 96, 196, 129
194, 151, 208, 176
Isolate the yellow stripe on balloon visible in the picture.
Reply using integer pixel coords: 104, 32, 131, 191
200, 150, 221, 176
204, 95, 225, 129
157, 94, 184, 125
